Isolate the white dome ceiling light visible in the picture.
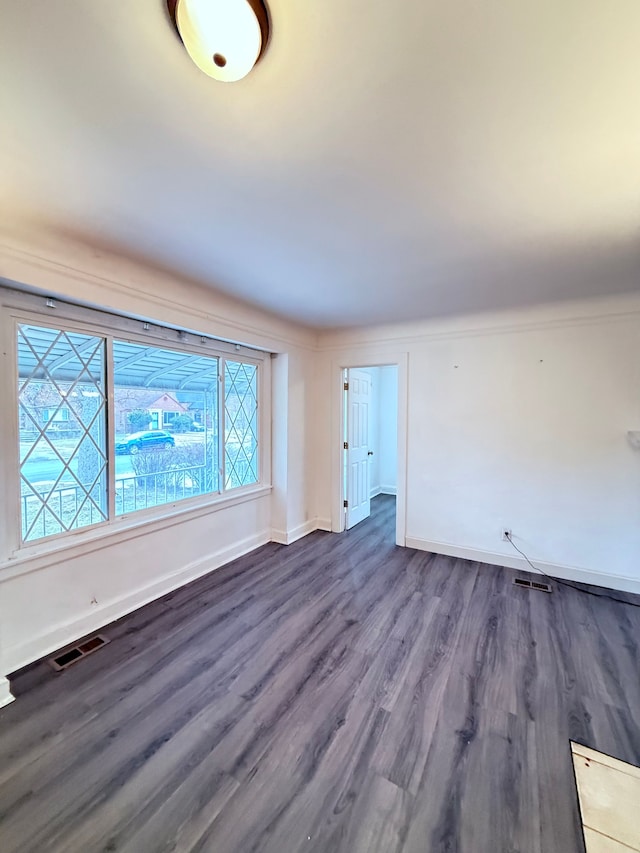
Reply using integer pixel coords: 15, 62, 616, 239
167, 0, 270, 83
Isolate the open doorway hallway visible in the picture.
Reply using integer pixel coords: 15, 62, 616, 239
344, 365, 398, 531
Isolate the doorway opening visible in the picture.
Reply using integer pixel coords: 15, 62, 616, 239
343, 365, 399, 532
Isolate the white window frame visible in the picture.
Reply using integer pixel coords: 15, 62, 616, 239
0, 287, 271, 564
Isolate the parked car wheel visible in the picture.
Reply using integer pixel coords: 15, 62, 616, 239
130, 444, 140, 455
164, 441, 173, 450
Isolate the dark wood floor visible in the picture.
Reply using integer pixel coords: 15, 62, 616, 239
1, 495, 639, 852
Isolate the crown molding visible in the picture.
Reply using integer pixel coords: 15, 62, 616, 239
0, 237, 319, 353
2, 230, 636, 355
317, 293, 640, 352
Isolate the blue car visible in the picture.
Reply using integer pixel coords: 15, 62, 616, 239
115, 430, 175, 455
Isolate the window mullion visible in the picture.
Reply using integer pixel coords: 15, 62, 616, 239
105, 337, 116, 520
1, 315, 20, 557
219, 359, 226, 491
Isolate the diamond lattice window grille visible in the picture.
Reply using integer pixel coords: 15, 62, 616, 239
224, 360, 258, 489
18, 325, 108, 542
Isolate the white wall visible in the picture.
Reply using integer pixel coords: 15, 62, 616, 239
378, 366, 398, 494
357, 366, 398, 498
317, 294, 640, 593
271, 347, 320, 543
0, 493, 272, 674
0, 227, 320, 690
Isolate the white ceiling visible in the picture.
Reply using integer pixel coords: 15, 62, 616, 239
1, 1, 639, 327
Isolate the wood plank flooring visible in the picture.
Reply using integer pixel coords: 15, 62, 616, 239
1, 495, 639, 852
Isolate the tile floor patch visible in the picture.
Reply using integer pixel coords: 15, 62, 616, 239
571, 742, 640, 853
583, 827, 637, 853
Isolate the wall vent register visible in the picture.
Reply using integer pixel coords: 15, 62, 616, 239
513, 577, 552, 593
48, 634, 110, 671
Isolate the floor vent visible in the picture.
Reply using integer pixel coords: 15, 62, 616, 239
513, 578, 552, 593
48, 634, 110, 671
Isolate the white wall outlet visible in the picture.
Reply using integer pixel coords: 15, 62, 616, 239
501, 528, 512, 541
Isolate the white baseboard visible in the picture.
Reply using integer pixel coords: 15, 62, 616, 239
405, 537, 640, 595
0, 677, 15, 709
271, 518, 332, 546
270, 529, 289, 545
4, 530, 270, 676
371, 486, 396, 499
284, 520, 317, 545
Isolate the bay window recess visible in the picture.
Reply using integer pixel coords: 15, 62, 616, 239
8, 294, 266, 549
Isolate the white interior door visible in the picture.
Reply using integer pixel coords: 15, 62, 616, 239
346, 369, 372, 529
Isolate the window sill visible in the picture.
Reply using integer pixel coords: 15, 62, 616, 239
0, 484, 272, 581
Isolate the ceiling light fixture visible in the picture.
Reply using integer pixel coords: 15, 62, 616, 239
167, 0, 269, 83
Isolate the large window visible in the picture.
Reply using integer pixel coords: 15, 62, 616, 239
12, 307, 263, 546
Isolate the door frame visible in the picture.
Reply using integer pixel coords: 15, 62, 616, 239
330, 353, 408, 545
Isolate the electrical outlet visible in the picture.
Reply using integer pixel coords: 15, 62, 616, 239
501, 528, 512, 541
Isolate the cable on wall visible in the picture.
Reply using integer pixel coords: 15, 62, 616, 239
505, 533, 640, 609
